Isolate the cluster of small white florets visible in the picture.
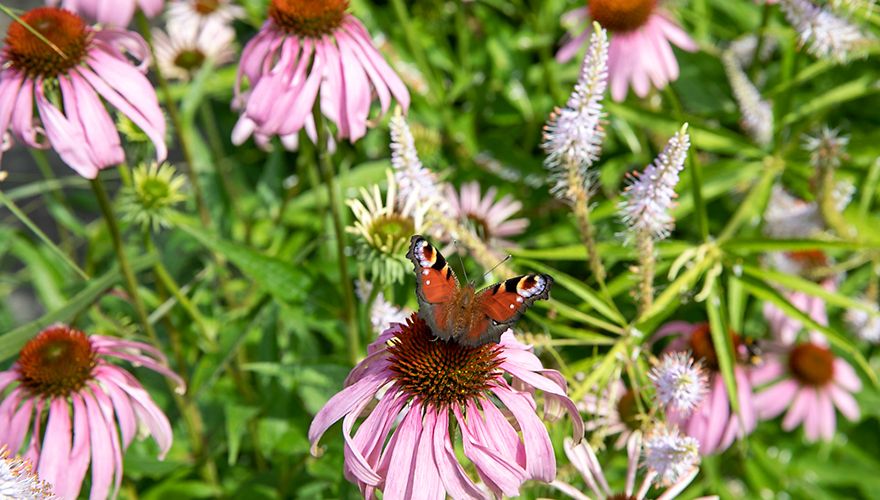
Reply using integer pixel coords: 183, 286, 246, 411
780, 0, 871, 63
389, 112, 447, 215
543, 23, 608, 201
643, 424, 701, 486
649, 351, 708, 415
620, 125, 691, 240
0, 447, 56, 499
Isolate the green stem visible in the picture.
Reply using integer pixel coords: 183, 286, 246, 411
749, 3, 773, 81
135, 12, 211, 228
636, 229, 655, 315
90, 177, 218, 486
29, 149, 74, 254
388, 0, 444, 104
313, 108, 361, 364
665, 88, 709, 240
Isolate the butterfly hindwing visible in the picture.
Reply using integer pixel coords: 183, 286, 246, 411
406, 235, 459, 339
458, 274, 553, 346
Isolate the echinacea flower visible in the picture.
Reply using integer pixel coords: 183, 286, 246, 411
557, 0, 697, 101
232, 0, 410, 149
654, 322, 758, 455
309, 314, 584, 498
152, 20, 237, 81
579, 379, 642, 449
0, 325, 184, 499
0, 7, 166, 178
47, 0, 164, 27
165, 0, 245, 32
649, 351, 708, 416
347, 171, 433, 284
553, 430, 700, 500
117, 162, 187, 231
445, 182, 529, 248
752, 341, 861, 441
0, 446, 56, 499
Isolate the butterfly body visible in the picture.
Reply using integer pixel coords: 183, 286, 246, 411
406, 235, 553, 347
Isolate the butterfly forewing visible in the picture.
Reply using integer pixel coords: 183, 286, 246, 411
406, 235, 460, 339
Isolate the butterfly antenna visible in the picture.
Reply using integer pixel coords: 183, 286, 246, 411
482, 254, 512, 281
452, 240, 470, 283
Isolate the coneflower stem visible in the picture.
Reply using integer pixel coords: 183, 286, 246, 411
135, 12, 211, 229
313, 107, 360, 365
90, 177, 218, 486
636, 229, 655, 315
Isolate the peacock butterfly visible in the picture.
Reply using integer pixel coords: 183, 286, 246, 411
405, 235, 553, 347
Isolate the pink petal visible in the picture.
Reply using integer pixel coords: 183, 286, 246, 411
82, 390, 115, 500
101, 379, 138, 448
833, 359, 862, 392
90, 383, 124, 497
137, 0, 164, 17
96, 366, 173, 458
320, 38, 345, 136
556, 29, 589, 63
829, 385, 860, 421
65, 393, 92, 500
340, 391, 386, 487
0, 71, 24, 143
702, 375, 729, 452
492, 385, 555, 482
37, 397, 72, 496
337, 34, 372, 141
342, 19, 410, 111
754, 378, 799, 421
59, 74, 124, 169
432, 408, 484, 499
2, 391, 34, 453
308, 370, 389, 454
411, 408, 445, 500
817, 389, 836, 441
11, 78, 40, 148
35, 84, 97, 178
455, 405, 526, 497
750, 358, 785, 386
782, 388, 811, 431
381, 406, 421, 498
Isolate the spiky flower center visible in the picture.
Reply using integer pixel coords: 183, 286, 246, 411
607, 495, 637, 500
616, 389, 642, 430
269, 0, 348, 37
16, 326, 96, 397
789, 342, 834, 386
173, 48, 206, 73
370, 214, 415, 248
194, 0, 220, 14
466, 214, 491, 241
588, 0, 656, 33
388, 314, 503, 407
3, 8, 90, 78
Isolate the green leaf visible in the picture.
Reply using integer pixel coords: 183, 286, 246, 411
722, 238, 868, 254
741, 264, 880, 317
738, 275, 878, 387
0, 254, 157, 362
517, 259, 627, 326
225, 404, 260, 465
706, 282, 739, 413
171, 216, 311, 304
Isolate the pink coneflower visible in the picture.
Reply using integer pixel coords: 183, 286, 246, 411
232, 0, 410, 149
0, 325, 183, 500
446, 181, 529, 248
579, 379, 642, 449
0, 7, 166, 178
654, 322, 758, 455
752, 342, 861, 441
309, 315, 584, 498
47, 0, 164, 27
166, 0, 245, 32
152, 19, 237, 81
557, 0, 697, 101
762, 251, 837, 345
553, 430, 700, 500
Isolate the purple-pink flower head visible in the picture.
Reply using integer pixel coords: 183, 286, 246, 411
752, 341, 861, 442
309, 314, 584, 499
655, 322, 758, 455
46, 0, 164, 27
0, 325, 184, 500
232, 0, 410, 150
0, 7, 167, 178
557, 0, 697, 101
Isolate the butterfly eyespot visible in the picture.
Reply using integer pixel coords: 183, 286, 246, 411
516, 297, 524, 303
422, 269, 429, 276
509, 304, 515, 309
426, 280, 431, 285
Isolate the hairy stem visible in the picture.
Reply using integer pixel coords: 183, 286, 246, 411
636, 229, 655, 315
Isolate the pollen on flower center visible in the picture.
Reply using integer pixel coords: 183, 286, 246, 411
588, 0, 656, 33
16, 325, 96, 397
371, 214, 416, 247
194, 0, 220, 14
3, 7, 90, 78
789, 342, 835, 386
388, 314, 503, 407
269, 0, 348, 37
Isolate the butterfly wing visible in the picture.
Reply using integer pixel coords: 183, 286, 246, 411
459, 274, 553, 346
406, 235, 459, 340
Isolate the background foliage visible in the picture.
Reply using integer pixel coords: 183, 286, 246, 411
1, 0, 880, 498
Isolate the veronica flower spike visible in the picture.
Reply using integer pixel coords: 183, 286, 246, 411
309, 315, 584, 498
0, 325, 184, 500
0, 7, 166, 178
233, 0, 410, 149
557, 0, 697, 101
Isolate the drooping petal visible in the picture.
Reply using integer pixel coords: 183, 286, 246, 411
432, 408, 484, 500
82, 390, 115, 500
308, 370, 389, 454
380, 405, 421, 499
411, 408, 445, 500
65, 393, 92, 500
37, 397, 72, 497
492, 384, 556, 482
